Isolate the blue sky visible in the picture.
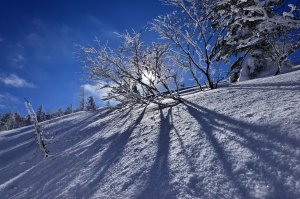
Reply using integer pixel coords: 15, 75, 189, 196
0, 0, 171, 115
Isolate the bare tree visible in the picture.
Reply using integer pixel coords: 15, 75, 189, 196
266, 26, 300, 75
80, 31, 183, 106
152, 0, 228, 89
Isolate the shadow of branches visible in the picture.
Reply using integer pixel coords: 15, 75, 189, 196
138, 107, 176, 199
182, 99, 300, 198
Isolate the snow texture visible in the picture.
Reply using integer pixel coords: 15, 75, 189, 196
0, 70, 300, 199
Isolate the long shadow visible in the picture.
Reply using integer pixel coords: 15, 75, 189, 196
169, 108, 195, 172
65, 107, 134, 157
47, 108, 126, 155
183, 101, 249, 198
0, 112, 108, 185
169, 108, 207, 197
74, 106, 147, 198
183, 100, 300, 198
0, 113, 100, 169
44, 112, 106, 154
137, 107, 176, 199
6, 107, 140, 198
184, 100, 300, 149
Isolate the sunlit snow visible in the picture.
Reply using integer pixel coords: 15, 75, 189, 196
0, 70, 299, 199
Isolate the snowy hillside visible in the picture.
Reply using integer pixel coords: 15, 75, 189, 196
0, 70, 300, 199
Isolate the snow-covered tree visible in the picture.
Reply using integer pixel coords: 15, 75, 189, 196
25, 99, 49, 158
65, 104, 73, 115
210, 0, 300, 80
86, 96, 96, 111
152, 0, 230, 89
57, 108, 64, 117
36, 105, 46, 122
25, 114, 32, 126
81, 31, 183, 106
0, 112, 33, 131
0, 112, 15, 130
47, 108, 57, 119
14, 112, 24, 128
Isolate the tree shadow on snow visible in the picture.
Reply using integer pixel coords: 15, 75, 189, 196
0, 108, 136, 198
73, 106, 147, 198
137, 107, 176, 199
182, 99, 300, 198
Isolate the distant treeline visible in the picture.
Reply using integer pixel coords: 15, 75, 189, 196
0, 105, 73, 131
0, 96, 97, 131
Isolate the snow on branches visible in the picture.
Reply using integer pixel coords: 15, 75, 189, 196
80, 31, 183, 106
210, 0, 300, 80
24, 99, 49, 158
152, 0, 229, 89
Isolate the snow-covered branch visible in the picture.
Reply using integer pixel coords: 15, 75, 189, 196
153, 0, 228, 89
80, 31, 183, 106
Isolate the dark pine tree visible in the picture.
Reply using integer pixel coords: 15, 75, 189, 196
86, 96, 96, 111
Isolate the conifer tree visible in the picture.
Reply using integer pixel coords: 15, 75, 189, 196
57, 108, 64, 117
37, 105, 46, 122
86, 96, 96, 111
65, 104, 73, 115
210, 0, 300, 79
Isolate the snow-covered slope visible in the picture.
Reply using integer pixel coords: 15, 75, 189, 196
1, 71, 300, 199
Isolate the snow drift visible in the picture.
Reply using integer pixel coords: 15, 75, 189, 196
0, 70, 300, 199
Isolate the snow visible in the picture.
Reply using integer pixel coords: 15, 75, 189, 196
0, 70, 300, 198
283, 4, 296, 18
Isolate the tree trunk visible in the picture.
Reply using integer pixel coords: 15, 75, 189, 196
205, 73, 215, 89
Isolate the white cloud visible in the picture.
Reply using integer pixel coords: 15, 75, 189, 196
10, 54, 25, 69
7, 43, 26, 69
81, 83, 110, 100
0, 74, 35, 88
0, 93, 19, 110
81, 82, 118, 106
13, 54, 25, 63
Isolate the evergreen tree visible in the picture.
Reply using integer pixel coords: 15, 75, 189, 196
36, 105, 46, 122
2, 112, 15, 130
14, 112, 24, 128
86, 96, 96, 111
65, 104, 73, 115
210, 0, 300, 79
47, 108, 57, 119
0, 112, 33, 131
57, 108, 64, 117
25, 114, 32, 126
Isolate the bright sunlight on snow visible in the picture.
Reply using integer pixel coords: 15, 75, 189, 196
0, 70, 299, 199
1, 0, 300, 198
